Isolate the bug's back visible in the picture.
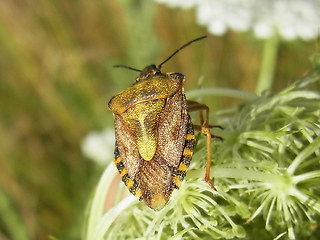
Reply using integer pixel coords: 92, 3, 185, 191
109, 69, 195, 209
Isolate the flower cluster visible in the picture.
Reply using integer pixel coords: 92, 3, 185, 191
81, 128, 115, 165
155, 0, 320, 40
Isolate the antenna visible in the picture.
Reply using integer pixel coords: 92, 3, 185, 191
158, 35, 207, 69
113, 64, 141, 72
113, 35, 207, 72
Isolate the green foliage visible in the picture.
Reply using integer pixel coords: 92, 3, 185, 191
85, 72, 320, 240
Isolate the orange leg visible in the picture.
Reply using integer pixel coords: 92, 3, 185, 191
187, 100, 223, 189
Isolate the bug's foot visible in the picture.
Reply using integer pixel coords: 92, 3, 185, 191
205, 177, 217, 191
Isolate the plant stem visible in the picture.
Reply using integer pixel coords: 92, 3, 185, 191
256, 34, 279, 95
187, 167, 284, 185
85, 163, 117, 240
287, 136, 320, 175
186, 88, 257, 101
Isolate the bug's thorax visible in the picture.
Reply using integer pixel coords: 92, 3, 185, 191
108, 65, 185, 115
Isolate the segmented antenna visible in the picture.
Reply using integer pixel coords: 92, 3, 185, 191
113, 65, 141, 72
113, 35, 207, 72
158, 35, 207, 69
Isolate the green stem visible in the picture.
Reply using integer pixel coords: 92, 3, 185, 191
256, 34, 279, 95
187, 167, 284, 185
186, 88, 257, 101
292, 170, 320, 184
287, 136, 320, 175
0, 186, 29, 240
92, 195, 136, 240
85, 163, 117, 240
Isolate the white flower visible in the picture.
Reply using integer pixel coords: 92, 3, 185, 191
154, 0, 320, 40
81, 128, 115, 165
155, 0, 197, 9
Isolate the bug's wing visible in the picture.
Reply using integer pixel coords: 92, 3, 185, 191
134, 91, 191, 209
135, 152, 174, 209
157, 90, 188, 167
114, 113, 141, 179
114, 98, 166, 178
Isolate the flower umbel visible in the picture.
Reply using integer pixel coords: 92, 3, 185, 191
155, 0, 320, 40
211, 72, 320, 239
84, 72, 320, 240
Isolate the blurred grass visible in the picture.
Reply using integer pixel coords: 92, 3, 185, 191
0, 0, 317, 239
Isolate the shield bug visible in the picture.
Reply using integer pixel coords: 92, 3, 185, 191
108, 36, 221, 210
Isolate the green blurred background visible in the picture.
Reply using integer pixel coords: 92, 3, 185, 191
0, 0, 317, 239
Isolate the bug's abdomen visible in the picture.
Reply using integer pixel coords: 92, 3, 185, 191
134, 152, 175, 209
173, 114, 195, 188
113, 146, 143, 200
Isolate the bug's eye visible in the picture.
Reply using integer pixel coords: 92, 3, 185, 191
169, 72, 184, 80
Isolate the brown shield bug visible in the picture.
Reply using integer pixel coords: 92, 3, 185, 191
108, 36, 222, 210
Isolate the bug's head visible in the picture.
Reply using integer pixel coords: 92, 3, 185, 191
137, 64, 161, 81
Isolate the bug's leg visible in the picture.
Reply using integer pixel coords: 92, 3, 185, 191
203, 125, 215, 189
187, 100, 223, 138
187, 100, 223, 189
193, 123, 216, 189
